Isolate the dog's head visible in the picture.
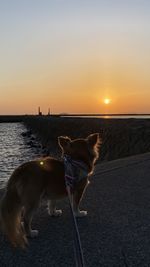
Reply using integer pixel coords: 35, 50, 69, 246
58, 133, 101, 173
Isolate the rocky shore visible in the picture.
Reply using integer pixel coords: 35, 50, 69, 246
24, 116, 150, 161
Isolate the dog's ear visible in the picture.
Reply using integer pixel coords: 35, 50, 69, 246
87, 133, 100, 147
58, 136, 71, 149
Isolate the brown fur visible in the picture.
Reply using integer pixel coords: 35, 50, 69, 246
0, 133, 100, 248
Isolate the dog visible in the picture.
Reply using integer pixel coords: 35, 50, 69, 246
0, 133, 100, 248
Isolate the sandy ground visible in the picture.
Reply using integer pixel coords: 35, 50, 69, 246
1, 152, 150, 266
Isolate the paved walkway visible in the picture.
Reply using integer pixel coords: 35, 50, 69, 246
1, 153, 150, 266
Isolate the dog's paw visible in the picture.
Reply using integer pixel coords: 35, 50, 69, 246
48, 209, 62, 217
28, 230, 39, 238
74, 210, 88, 217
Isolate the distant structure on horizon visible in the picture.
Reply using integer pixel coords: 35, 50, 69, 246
48, 108, 50, 116
37, 107, 51, 116
38, 106, 42, 116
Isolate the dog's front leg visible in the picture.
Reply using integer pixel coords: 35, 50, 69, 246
47, 200, 62, 217
72, 179, 88, 217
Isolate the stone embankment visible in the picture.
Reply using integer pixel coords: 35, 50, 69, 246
24, 116, 150, 161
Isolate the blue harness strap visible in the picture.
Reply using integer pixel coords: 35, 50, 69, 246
64, 155, 89, 189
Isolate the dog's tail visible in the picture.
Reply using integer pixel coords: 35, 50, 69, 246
0, 187, 27, 248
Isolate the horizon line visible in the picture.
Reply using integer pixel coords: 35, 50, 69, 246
1, 113, 150, 117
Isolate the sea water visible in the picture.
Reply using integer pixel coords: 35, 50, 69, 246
0, 123, 41, 189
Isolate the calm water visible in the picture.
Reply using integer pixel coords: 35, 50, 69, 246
66, 115, 150, 119
100, 116, 150, 119
0, 123, 42, 189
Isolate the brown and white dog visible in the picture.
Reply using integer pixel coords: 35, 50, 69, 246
0, 133, 100, 248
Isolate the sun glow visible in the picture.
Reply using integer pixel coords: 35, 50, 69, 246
104, 98, 111, 105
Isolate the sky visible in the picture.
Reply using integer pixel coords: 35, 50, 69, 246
0, 0, 150, 114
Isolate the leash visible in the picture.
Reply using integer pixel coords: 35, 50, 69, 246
66, 186, 85, 267
64, 155, 86, 267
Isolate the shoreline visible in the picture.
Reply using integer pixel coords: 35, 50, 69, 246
0, 114, 150, 123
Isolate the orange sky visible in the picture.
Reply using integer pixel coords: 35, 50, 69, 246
0, 1, 150, 115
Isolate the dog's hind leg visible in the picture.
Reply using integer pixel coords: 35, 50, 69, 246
47, 200, 62, 217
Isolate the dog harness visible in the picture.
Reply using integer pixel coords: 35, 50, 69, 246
64, 155, 89, 189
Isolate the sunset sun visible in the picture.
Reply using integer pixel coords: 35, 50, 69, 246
104, 98, 111, 105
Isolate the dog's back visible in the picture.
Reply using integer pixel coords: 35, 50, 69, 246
0, 157, 66, 247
